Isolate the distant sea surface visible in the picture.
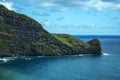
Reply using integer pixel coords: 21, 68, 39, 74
0, 35, 120, 80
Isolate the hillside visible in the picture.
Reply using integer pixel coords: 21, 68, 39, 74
0, 4, 101, 57
53, 34, 101, 54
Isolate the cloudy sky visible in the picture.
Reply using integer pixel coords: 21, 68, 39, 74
0, 0, 120, 35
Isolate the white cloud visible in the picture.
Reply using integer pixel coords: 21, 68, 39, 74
0, 1, 15, 11
91, 24, 96, 28
3, 0, 6, 2
28, 0, 120, 11
84, 0, 120, 11
44, 21, 50, 26
32, 11, 50, 16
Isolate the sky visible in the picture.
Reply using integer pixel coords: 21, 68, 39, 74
0, 0, 120, 35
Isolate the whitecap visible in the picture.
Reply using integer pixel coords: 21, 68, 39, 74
102, 52, 110, 56
0, 58, 10, 63
25, 57, 32, 60
78, 54, 84, 56
3, 58, 8, 62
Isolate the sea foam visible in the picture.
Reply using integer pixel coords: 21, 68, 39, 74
103, 52, 110, 56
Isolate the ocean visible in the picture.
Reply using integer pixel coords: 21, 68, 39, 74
0, 35, 120, 80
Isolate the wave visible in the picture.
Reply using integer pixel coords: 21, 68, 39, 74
78, 54, 84, 56
102, 52, 110, 56
25, 57, 32, 60
0, 53, 109, 63
0, 57, 16, 63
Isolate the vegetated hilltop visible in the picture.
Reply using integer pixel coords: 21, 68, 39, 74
0, 4, 101, 57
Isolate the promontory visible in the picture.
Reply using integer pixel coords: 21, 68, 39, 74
0, 4, 101, 57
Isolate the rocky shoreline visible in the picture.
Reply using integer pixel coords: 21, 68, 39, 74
0, 4, 101, 57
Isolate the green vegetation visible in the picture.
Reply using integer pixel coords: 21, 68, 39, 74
85, 43, 91, 48
52, 34, 73, 47
0, 4, 101, 57
53, 34, 85, 47
0, 32, 14, 37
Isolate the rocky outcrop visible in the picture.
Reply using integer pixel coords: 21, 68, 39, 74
0, 4, 101, 57
86, 39, 101, 54
53, 34, 101, 55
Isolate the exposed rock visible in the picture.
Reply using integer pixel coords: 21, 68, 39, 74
0, 4, 101, 57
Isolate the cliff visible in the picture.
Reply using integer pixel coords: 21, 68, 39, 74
0, 4, 101, 57
53, 34, 101, 55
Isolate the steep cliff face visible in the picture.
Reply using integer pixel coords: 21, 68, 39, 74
0, 4, 101, 57
53, 34, 101, 55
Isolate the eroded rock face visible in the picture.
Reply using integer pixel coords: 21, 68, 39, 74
86, 39, 101, 54
0, 4, 101, 57
52, 34, 101, 55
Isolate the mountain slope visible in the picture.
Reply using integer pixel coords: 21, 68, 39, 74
53, 34, 101, 54
0, 4, 101, 57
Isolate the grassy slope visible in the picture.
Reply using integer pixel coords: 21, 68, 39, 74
52, 34, 101, 54
0, 4, 101, 57
52, 34, 85, 47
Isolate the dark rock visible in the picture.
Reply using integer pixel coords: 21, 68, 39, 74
0, 4, 101, 57
86, 39, 101, 54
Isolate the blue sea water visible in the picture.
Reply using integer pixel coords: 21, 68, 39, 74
0, 35, 120, 80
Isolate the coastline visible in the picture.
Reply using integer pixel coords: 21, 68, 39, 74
0, 53, 102, 63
